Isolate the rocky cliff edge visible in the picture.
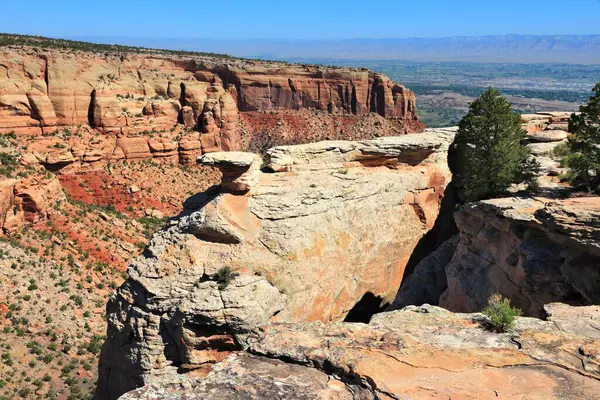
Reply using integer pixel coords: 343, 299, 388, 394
392, 196, 600, 317
95, 128, 455, 399
121, 303, 600, 399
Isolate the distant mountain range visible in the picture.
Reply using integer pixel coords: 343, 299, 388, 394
67, 34, 600, 64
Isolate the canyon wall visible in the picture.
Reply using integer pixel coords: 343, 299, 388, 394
96, 128, 455, 399
0, 46, 421, 168
391, 196, 600, 317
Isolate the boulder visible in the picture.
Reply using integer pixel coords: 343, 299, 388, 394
199, 131, 222, 154
117, 137, 152, 159
148, 138, 178, 158
149, 99, 181, 118
181, 106, 196, 128
178, 134, 202, 165
199, 152, 261, 193
14, 176, 65, 223
528, 140, 566, 156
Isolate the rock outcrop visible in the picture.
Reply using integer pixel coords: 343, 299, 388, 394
0, 44, 422, 168
96, 129, 455, 399
121, 303, 600, 399
521, 111, 573, 176
0, 175, 65, 232
391, 196, 600, 317
520, 111, 573, 137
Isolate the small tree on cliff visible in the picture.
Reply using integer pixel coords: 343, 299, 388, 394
567, 83, 600, 192
454, 88, 538, 202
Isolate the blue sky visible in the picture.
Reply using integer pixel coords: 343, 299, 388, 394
2, 0, 600, 39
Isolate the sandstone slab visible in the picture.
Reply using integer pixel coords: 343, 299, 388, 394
528, 129, 569, 142
122, 303, 600, 400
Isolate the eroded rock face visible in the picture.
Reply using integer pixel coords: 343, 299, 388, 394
198, 152, 261, 193
120, 353, 359, 400
392, 196, 600, 317
529, 129, 569, 142
0, 175, 65, 232
96, 129, 454, 399
121, 303, 600, 400
0, 47, 421, 165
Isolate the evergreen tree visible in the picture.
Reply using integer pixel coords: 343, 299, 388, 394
454, 88, 537, 202
567, 83, 600, 192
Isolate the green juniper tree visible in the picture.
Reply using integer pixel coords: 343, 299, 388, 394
567, 83, 600, 192
454, 88, 538, 202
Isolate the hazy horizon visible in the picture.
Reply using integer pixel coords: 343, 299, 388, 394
58, 34, 600, 64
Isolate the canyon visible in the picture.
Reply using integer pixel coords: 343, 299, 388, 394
0, 36, 598, 400
0, 38, 423, 234
390, 196, 600, 316
0, 37, 426, 400
97, 122, 600, 399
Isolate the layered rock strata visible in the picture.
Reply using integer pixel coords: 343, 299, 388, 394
0, 46, 421, 167
391, 196, 600, 316
96, 129, 454, 399
519, 111, 574, 178
122, 303, 600, 400
520, 111, 573, 136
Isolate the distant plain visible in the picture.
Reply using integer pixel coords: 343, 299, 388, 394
286, 59, 599, 127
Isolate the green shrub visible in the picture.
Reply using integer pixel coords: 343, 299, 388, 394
85, 335, 105, 354
482, 293, 522, 333
552, 141, 571, 160
215, 267, 239, 290
454, 88, 539, 202
552, 141, 578, 178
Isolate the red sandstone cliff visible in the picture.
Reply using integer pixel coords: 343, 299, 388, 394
0, 44, 421, 167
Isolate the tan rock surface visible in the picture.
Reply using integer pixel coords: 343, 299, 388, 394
121, 303, 600, 400
199, 152, 262, 193
14, 175, 65, 223
96, 129, 455, 399
529, 129, 569, 142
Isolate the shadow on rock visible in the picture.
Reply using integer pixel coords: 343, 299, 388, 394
344, 292, 389, 323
